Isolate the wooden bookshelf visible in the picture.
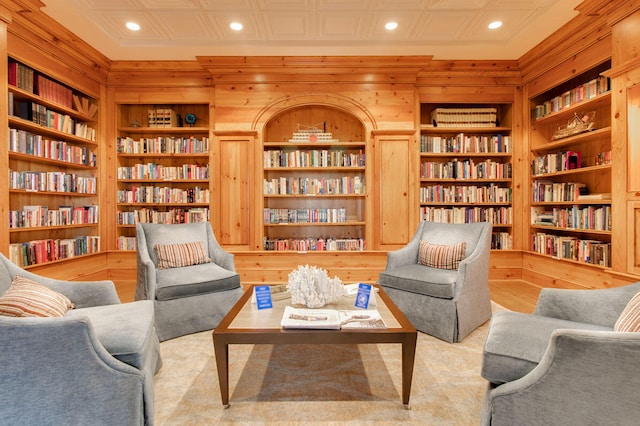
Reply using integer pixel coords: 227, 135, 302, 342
418, 103, 515, 250
527, 60, 612, 268
6, 58, 101, 267
114, 102, 212, 251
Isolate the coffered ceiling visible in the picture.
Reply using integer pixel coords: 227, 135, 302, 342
41, 0, 582, 61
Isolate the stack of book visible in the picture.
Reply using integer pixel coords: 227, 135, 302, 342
431, 108, 497, 128
147, 108, 181, 127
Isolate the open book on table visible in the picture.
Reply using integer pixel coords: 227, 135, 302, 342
280, 306, 387, 330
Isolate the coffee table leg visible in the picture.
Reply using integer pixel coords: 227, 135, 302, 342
402, 334, 418, 409
213, 338, 230, 408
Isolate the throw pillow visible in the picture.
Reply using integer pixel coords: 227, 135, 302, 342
418, 240, 467, 270
0, 276, 74, 317
614, 291, 640, 332
155, 240, 211, 269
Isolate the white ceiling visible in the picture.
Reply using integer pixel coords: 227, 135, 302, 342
41, 0, 583, 61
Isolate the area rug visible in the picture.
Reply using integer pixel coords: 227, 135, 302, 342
154, 304, 501, 425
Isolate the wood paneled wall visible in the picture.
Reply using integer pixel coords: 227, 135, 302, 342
3, 0, 640, 292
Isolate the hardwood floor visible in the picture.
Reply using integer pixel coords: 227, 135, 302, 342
116, 278, 541, 313
489, 279, 541, 313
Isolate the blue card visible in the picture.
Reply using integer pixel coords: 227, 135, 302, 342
354, 283, 372, 309
254, 285, 273, 310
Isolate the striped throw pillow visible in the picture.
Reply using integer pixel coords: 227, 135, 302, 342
0, 276, 74, 317
418, 240, 467, 270
155, 240, 211, 269
615, 291, 640, 332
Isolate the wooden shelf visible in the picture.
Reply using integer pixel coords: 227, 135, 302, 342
419, 126, 511, 133
8, 116, 97, 146
9, 151, 97, 169
532, 164, 611, 178
532, 92, 611, 125
9, 85, 97, 122
10, 223, 98, 233
531, 126, 611, 153
420, 152, 511, 157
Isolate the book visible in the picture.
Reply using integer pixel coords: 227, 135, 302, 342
338, 310, 387, 329
280, 306, 386, 330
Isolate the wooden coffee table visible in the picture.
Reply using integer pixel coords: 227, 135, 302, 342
212, 284, 418, 408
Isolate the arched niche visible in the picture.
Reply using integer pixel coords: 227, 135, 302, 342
252, 93, 376, 142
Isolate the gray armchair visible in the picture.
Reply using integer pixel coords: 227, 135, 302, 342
481, 282, 640, 426
0, 253, 161, 426
136, 222, 243, 341
379, 221, 493, 343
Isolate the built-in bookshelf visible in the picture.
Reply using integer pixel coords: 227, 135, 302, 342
115, 103, 211, 250
528, 60, 612, 267
7, 58, 100, 266
419, 103, 514, 250
262, 107, 367, 251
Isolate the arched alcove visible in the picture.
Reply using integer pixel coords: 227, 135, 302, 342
263, 104, 366, 142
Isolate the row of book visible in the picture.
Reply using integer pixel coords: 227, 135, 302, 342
116, 136, 209, 154
116, 186, 209, 204
263, 149, 365, 168
533, 76, 610, 120
419, 206, 513, 225
420, 184, 512, 204
116, 208, 209, 225
531, 205, 611, 231
147, 108, 181, 127
9, 236, 101, 267
532, 181, 586, 203
530, 232, 610, 267
8, 61, 35, 92
420, 134, 511, 153
12, 100, 96, 141
9, 170, 96, 194
263, 237, 366, 251
263, 176, 365, 195
9, 128, 96, 167
491, 232, 513, 250
9, 205, 98, 229
263, 208, 349, 224
117, 236, 137, 251
420, 159, 512, 180
531, 151, 581, 175
430, 107, 497, 127
117, 163, 209, 180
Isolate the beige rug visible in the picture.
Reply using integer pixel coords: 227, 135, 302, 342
154, 307, 499, 425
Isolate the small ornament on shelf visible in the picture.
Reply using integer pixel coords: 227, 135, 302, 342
552, 111, 595, 140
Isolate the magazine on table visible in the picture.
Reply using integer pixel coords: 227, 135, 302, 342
280, 306, 387, 330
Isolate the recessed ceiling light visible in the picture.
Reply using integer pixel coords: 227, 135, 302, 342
488, 21, 502, 30
230, 22, 243, 31
126, 22, 140, 31
385, 21, 398, 31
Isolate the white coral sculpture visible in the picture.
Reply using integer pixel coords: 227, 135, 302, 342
287, 264, 345, 308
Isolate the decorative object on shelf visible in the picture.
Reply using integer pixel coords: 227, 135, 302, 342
286, 264, 345, 308
184, 113, 197, 126
552, 111, 595, 140
289, 122, 338, 142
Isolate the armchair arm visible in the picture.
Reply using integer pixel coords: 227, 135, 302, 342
533, 282, 640, 327
0, 255, 119, 308
135, 227, 157, 301
0, 316, 145, 425
483, 329, 640, 426
207, 225, 236, 272
384, 223, 424, 271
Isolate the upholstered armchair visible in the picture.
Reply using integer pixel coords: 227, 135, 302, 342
0, 253, 162, 426
481, 283, 640, 425
136, 222, 243, 341
378, 221, 493, 343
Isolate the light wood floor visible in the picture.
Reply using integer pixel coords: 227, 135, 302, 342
488, 280, 541, 313
117, 279, 541, 313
